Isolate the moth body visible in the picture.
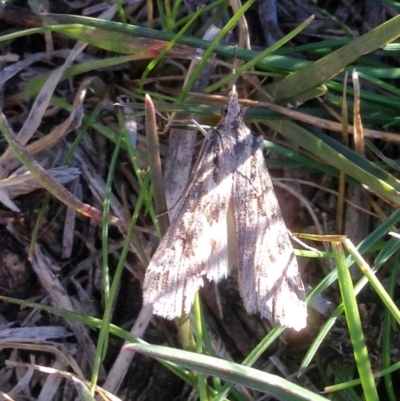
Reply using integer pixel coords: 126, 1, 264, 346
143, 85, 307, 331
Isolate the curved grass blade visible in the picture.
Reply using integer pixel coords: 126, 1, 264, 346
264, 119, 400, 206
332, 241, 379, 401
300, 209, 400, 372
129, 343, 329, 401
0, 295, 194, 387
267, 14, 400, 103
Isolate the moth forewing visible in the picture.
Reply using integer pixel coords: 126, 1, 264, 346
234, 133, 307, 330
205, 137, 236, 283
142, 130, 233, 319
226, 196, 239, 272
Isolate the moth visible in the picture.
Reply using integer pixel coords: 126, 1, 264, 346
143, 84, 307, 331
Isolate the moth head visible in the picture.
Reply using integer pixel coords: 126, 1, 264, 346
220, 104, 229, 117
221, 85, 245, 118
220, 103, 245, 118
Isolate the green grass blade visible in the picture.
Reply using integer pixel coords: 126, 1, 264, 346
264, 119, 400, 205
345, 239, 400, 326
129, 343, 329, 401
0, 295, 194, 386
179, 0, 256, 101
301, 208, 400, 371
332, 241, 378, 401
382, 250, 400, 401
267, 14, 400, 103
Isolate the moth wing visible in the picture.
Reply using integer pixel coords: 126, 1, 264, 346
143, 134, 233, 319
234, 136, 307, 331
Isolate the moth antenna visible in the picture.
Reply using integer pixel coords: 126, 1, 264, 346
232, 45, 239, 87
